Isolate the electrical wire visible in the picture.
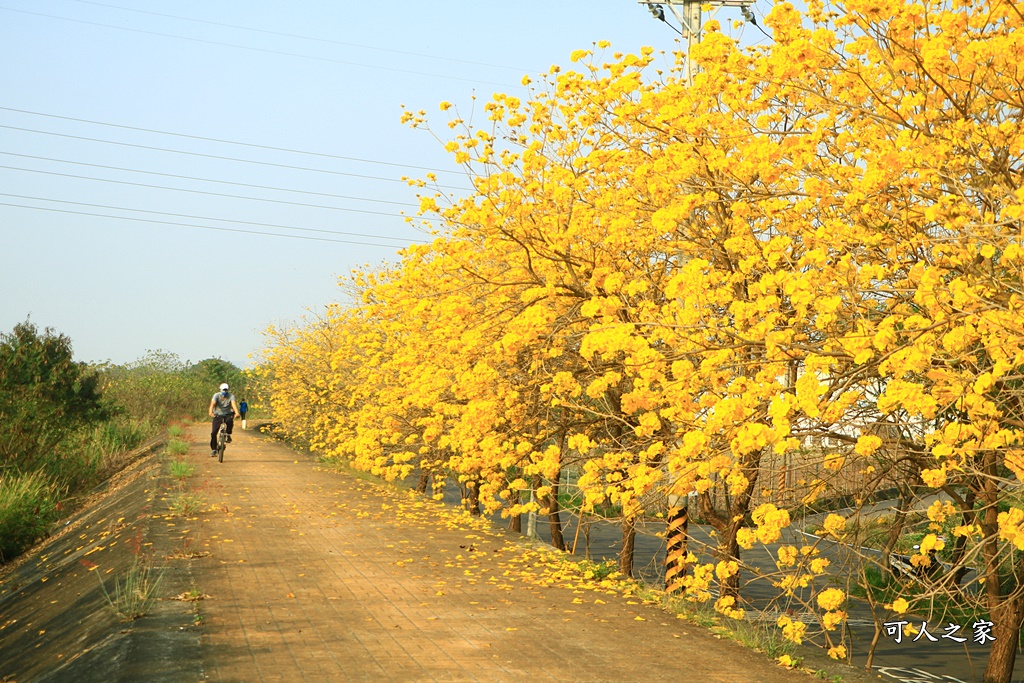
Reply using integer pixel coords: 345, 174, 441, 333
0, 200, 414, 248
0, 105, 464, 176
0, 151, 419, 208
0, 192, 429, 243
0, 6, 521, 89
0, 124, 471, 191
0, 163, 436, 219
74, 0, 536, 74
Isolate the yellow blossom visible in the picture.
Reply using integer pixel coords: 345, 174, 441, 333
816, 587, 845, 611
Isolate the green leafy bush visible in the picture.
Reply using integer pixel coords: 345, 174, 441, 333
98, 351, 247, 424
0, 321, 109, 473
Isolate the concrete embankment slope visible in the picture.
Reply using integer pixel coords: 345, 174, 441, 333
0, 442, 202, 682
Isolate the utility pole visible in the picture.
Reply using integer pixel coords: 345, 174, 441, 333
638, 1, 753, 83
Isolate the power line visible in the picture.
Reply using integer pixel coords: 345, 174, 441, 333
0, 6, 520, 89
0, 105, 464, 176
0, 163, 436, 219
74, 0, 535, 74
0, 200, 412, 248
0, 192, 429, 243
0, 151, 419, 208
0, 124, 471, 191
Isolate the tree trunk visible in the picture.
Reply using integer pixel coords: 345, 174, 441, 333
980, 463, 1004, 610
526, 487, 538, 538
545, 477, 566, 551
981, 451, 1022, 682
665, 503, 690, 594
882, 492, 910, 579
717, 525, 742, 599
983, 586, 1024, 682
698, 455, 758, 601
508, 488, 522, 533
415, 467, 430, 494
948, 488, 977, 588
466, 481, 481, 516
620, 513, 637, 578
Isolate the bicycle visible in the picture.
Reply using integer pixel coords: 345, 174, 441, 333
216, 420, 229, 462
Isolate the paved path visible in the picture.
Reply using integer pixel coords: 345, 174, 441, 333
183, 425, 813, 683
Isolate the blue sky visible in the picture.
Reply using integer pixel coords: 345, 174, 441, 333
0, 1, 763, 368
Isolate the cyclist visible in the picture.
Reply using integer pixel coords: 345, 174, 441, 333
209, 382, 239, 457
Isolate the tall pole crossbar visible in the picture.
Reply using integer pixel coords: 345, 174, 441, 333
637, 0, 753, 83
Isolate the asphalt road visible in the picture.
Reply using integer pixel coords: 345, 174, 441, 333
443, 491, 1020, 683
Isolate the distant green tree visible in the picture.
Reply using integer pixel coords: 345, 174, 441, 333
190, 358, 246, 398
99, 350, 203, 422
0, 321, 109, 473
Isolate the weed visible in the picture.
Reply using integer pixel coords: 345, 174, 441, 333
167, 532, 210, 559
732, 621, 796, 659
668, 596, 721, 628
166, 439, 189, 456
576, 559, 619, 581
168, 459, 196, 479
169, 492, 204, 517
167, 425, 184, 438
97, 555, 165, 621
170, 588, 208, 601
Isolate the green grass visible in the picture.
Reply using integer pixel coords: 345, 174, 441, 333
0, 471, 60, 562
168, 492, 204, 517
168, 458, 196, 479
0, 415, 163, 565
97, 555, 165, 621
732, 620, 798, 659
97, 416, 153, 452
167, 425, 184, 438
165, 439, 189, 456
664, 590, 800, 659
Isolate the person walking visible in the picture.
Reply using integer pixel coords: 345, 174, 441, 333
239, 398, 248, 429
209, 383, 239, 457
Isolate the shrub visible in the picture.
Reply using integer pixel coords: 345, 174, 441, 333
0, 471, 59, 562
0, 321, 109, 474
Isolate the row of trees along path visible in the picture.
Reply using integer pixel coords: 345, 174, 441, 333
259, 0, 1024, 680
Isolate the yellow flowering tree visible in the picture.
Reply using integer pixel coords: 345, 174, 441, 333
260, 0, 1024, 676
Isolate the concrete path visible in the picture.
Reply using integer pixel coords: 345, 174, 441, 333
183, 425, 814, 683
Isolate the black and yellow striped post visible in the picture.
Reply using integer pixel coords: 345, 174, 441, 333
665, 493, 690, 594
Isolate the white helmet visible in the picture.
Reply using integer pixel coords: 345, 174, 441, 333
219, 383, 229, 391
